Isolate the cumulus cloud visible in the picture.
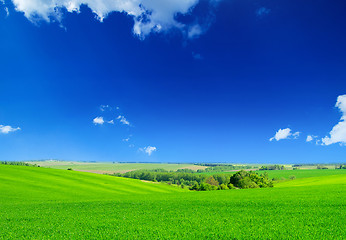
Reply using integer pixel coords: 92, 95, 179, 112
117, 115, 130, 125
107, 120, 114, 124
0, 125, 21, 134
139, 146, 157, 156
321, 95, 346, 146
93, 116, 104, 125
269, 128, 300, 141
9, 0, 218, 39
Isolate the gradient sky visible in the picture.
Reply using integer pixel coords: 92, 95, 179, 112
1, 0, 346, 163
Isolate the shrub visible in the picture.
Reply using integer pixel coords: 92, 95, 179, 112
238, 177, 259, 189
218, 184, 229, 190
229, 170, 273, 189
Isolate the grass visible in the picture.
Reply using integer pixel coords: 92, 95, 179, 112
256, 169, 346, 179
198, 169, 346, 179
27, 160, 204, 173
0, 165, 345, 239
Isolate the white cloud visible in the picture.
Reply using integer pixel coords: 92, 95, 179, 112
93, 116, 104, 125
107, 120, 114, 124
0, 125, 21, 134
306, 135, 313, 142
4, 6, 9, 16
321, 95, 346, 146
100, 105, 110, 112
139, 146, 157, 156
9, 0, 217, 39
117, 115, 130, 125
122, 135, 132, 142
306, 135, 318, 142
1, 0, 8, 17
292, 131, 300, 139
269, 128, 300, 141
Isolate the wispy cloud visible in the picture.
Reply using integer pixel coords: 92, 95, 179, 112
117, 115, 130, 126
256, 7, 271, 18
0, 125, 21, 134
292, 131, 300, 139
269, 128, 300, 141
1, 0, 9, 17
122, 135, 132, 142
8, 0, 220, 40
100, 105, 110, 112
321, 94, 346, 145
93, 116, 104, 125
139, 146, 157, 156
192, 52, 203, 60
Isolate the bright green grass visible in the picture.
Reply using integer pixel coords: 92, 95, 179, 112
199, 169, 346, 179
27, 161, 197, 172
0, 165, 185, 203
256, 169, 346, 179
0, 165, 345, 239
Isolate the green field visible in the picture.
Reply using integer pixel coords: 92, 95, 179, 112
26, 160, 204, 173
1, 165, 345, 239
199, 169, 346, 179
257, 169, 346, 179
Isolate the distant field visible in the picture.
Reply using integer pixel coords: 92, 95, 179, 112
257, 169, 346, 179
0, 165, 345, 239
26, 160, 206, 173
198, 169, 346, 179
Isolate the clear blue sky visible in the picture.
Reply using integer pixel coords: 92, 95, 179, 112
1, 0, 346, 163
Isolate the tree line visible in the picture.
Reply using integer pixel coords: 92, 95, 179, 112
259, 165, 285, 170
112, 169, 273, 191
0, 161, 36, 166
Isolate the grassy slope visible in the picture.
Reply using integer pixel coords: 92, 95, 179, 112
0, 165, 185, 203
0, 165, 345, 239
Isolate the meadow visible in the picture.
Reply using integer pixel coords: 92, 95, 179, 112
26, 160, 205, 173
199, 169, 346, 179
0, 164, 345, 239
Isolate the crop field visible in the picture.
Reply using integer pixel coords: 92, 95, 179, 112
26, 160, 206, 173
0, 165, 345, 239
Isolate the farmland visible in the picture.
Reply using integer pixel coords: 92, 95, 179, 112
26, 160, 206, 174
0, 164, 345, 239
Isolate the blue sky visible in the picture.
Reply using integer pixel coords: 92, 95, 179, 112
1, 0, 346, 163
